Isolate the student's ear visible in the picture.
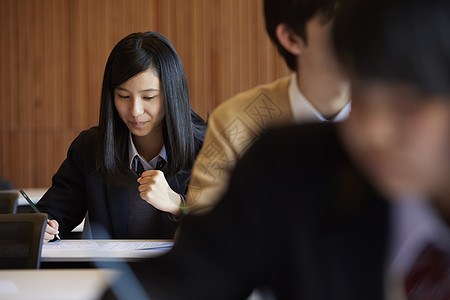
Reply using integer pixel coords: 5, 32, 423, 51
275, 23, 303, 56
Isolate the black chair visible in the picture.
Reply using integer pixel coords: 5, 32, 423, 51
0, 178, 15, 190
0, 213, 47, 269
0, 191, 18, 213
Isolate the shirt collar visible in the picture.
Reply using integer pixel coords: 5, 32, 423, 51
388, 195, 450, 277
128, 133, 167, 171
288, 73, 351, 123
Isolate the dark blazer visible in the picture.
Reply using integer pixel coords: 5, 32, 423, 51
126, 123, 391, 299
37, 127, 203, 239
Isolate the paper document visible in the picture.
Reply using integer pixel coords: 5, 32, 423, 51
100, 241, 173, 251
43, 240, 174, 251
44, 240, 99, 250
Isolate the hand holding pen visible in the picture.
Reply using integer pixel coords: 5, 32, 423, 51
44, 219, 60, 243
19, 189, 61, 243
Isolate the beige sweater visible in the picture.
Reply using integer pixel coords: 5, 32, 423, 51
187, 76, 293, 213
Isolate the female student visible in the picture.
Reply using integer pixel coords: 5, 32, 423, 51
37, 31, 206, 242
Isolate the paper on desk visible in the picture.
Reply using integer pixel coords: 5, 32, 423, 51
43, 240, 99, 250
100, 241, 173, 251
43, 240, 174, 251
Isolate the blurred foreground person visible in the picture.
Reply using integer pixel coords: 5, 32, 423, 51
121, 0, 450, 299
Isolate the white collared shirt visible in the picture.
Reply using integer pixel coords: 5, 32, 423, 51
288, 73, 351, 123
385, 196, 450, 299
127, 133, 167, 171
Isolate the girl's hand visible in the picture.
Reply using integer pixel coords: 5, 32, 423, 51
137, 170, 182, 216
44, 219, 59, 244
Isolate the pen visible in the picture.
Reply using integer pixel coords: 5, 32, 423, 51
19, 189, 60, 240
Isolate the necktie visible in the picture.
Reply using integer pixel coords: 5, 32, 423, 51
133, 156, 166, 177
404, 244, 450, 299
133, 156, 145, 177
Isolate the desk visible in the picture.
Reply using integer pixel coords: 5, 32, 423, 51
0, 269, 119, 300
0, 187, 49, 206
15, 187, 48, 206
12, 188, 84, 234
42, 239, 173, 263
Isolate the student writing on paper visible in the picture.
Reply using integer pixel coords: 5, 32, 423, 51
123, 0, 450, 298
37, 32, 206, 242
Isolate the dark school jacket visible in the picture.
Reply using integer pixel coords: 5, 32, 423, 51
37, 126, 203, 239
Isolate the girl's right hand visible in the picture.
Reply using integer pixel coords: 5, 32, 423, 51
44, 219, 59, 243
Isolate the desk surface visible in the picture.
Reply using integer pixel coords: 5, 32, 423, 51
0, 269, 119, 300
41, 239, 173, 262
1, 187, 49, 206
11, 188, 83, 233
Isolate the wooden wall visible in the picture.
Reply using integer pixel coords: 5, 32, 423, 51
0, 0, 289, 188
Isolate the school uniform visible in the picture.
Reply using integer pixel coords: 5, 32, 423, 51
36, 127, 202, 239
187, 74, 350, 213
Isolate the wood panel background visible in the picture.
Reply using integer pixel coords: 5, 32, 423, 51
0, 0, 289, 188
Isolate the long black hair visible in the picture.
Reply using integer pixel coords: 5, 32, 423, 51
97, 31, 206, 185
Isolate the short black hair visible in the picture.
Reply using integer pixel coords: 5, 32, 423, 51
333, 0, 450, 95
264, 0, 339, 71
98, 32, 206, 184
